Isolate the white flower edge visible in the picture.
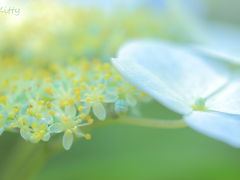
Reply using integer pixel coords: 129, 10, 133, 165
195, 23, 240, 65
112, 40, 240, 147
185, 111, 240, 147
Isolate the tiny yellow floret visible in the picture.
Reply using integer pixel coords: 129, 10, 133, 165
80, 113, 86, 119
66, 129, 72, 134
84, 134, 91, 140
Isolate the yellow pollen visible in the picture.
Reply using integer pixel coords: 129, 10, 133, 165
38, 100, 44, 105
90, 86, 95, 90
8, 113, 15, 118
87, 118, 94, 124
66, 129, 72, 134
0, 96, 7, 104
78, 106, 84, 112
13, 107, 20, 113
63, 117, 69, 122
86, 97, 91, 102
59, 101, 69, 107
84, 134, 91, 140
68, 98, 74, 105
140, 92, 147, 97
34, 113, 42, 119
46, 102, 52, 108
73, 88, 81, 95
49, 110, 56, 115
45, 87, 53, 95
117, 88, 123, 93
104, 74, 111, 79
31, 123, 38, 129
114, 75, 121, 80
103, 63, 110, 70
80, 113, 86, 119
33, 134, 42, 140
72, 80, 79, 85
40, 124, 47, 130
99, 84, 104, 89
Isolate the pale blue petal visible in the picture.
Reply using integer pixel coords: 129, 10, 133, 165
42, 133, 51, 142
112, 40, 227, 115
114, 100, 128, 113
184, 111, 240, 147
206, 82, 240, 114
50, 123, 63, 133
0, 128, 4, 135
197, 24, 240, 64
63, 132, 74, 150
92, 102, 106, 120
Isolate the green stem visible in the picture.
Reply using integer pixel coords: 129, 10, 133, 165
116, 117, 187, 129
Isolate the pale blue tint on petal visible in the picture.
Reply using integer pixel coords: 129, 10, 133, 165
112, 40, 228, 115
92, 102, 106, 120
42, 133, 51, 142
50, 123, 63, 133
0, 128, 4, 135
63, 132, 74, 150
114, 99, 128, 113
206, 82, 240, 114
197, 24, 240, 64
20, 128, 31, 141
184, 111, 240, 147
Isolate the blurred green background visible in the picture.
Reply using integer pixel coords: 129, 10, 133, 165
37, 101, 240, 180
1, 0, 240, 180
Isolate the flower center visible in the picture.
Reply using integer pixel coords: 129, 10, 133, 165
192, 98, 208, 111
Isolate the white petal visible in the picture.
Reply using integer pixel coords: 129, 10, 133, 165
197, 24, 240, 64
65, 105, 77, 117
184, 111, 240, 147
63, 132, 74, 150
112, 40, 227, 115
92, 102, 106, 120
206, 82, 240, 114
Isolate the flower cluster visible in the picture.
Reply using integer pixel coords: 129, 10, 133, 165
0, 59, 148, 150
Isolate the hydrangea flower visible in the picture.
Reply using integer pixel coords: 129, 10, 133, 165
0, 59, 148, 150
112, 40, 240, 147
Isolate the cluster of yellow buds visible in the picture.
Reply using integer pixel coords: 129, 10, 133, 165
0, 59, 149, 150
